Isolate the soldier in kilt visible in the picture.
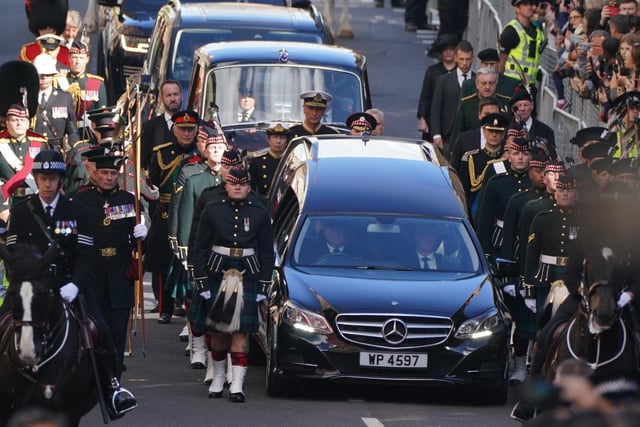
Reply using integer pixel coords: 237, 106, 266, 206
192, 167, 273, 402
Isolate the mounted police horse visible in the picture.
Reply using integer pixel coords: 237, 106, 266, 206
0, 244, 99, 427
541, 279, 639, 382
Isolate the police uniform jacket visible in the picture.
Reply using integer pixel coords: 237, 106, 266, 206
176, 166, 222, 248
249, 150, 281, 198
0, 130, 48, 186
192, 193, 275, 284
6, 194, 96, 290
523, 207, 580, 292
33, 88, 79, 150
475, 166, 530, 255
289, 123, 340, 139
72, 184, 138, 308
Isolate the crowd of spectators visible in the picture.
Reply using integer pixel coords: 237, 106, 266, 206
544, 0, 640, 123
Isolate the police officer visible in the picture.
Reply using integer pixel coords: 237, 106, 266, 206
499, 0, 545, 86
72, 153, 148, 375
192, 167, 274, 402
288, 91, 340, 138
0, 104, 48, 202
147, 110, 200, 324
249, 123, 290, 200
5, 150, 137, 419
32, 53, 79, 154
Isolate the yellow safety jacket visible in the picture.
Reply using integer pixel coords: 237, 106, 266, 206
504, 19, 545, 83
614, 128, 638, 158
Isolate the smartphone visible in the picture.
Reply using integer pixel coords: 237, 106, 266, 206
579, 43, 592, 51
591, 37, 603, 57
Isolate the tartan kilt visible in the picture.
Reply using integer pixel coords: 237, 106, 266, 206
165, 256, 190, 299
188, 273, 259, 335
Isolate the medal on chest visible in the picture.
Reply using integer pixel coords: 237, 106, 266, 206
244, 217, 250, 232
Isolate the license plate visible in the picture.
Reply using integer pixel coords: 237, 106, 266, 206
359, 352, 428, 368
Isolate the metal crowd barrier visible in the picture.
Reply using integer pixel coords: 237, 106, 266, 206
467, 0, 597, 162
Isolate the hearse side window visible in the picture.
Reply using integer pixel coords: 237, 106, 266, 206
272, 189, 300, 257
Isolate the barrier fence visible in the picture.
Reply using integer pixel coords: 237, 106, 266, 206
466, 0, 601, 163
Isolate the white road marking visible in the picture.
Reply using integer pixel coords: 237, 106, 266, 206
362, 417, 384, 427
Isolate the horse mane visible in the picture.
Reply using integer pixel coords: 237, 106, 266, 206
0, 243, 58, 284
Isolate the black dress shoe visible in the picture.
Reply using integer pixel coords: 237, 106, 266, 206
208, 390, 223, 398
108, 389, 137, 419
149, 304, 160, 314
157, 313, 171, 324
190, 361, 206, 369
229, 392, 245, 403
173, 306, 187, 317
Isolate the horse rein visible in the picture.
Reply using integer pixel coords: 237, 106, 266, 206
565, 316, 627, 370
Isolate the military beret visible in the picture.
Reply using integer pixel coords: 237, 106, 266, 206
36, 33, 64, 51
221, 148, 243, 167
570, 127, 609, 147
529, 153, 549, 169
226, 167, 250, 185
300, 90, 332, 108
582, 142, 615, 160
69, 41, 89, 55
509, 86, 533, 105
6, 103, 28, 119
345, 112, 378, 133
477, 48, 500, 62
171, 110, 199, 127
556, 173, 577, 190
266, 123, 291, 136
480, 113, 508, 130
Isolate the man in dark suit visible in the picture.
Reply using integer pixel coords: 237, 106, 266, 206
32, 53, 79, 154
429, 40, 474, 157
409, 226, 458, 271
140, 80, 182, 172
509, 86, 557, 159
450, 96, 501, 173
303, 220, 359, 264
235, 89, 262, 123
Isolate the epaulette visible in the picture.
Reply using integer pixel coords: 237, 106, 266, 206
489, 159, 508, 175
153, 142, 174, 152
461, 149, 479, 163
87, 73, 105, 81
26, 130, 47, 141
460, 93, 478, 102
496, 93, 511, 100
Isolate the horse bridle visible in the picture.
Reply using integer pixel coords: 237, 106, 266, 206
580, 280, 621, 319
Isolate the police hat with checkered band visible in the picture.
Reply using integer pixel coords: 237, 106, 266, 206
32, 149, 66, 174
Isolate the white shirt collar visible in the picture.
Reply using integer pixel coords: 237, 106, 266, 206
39, 193, 60, 213
480, 130, 487, 150
525, 116, 533, 131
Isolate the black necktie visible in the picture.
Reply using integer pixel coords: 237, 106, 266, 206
45, 205, 53, 217
462, 73, 468, 80
40, 92, 47, 105
241, 111, 249, 122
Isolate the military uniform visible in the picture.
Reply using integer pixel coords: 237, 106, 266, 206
33, 88, 79, 152
64, 72, 107, 138
459, 148, 504, 206
290, 90, 341, 138
475, 162, 530, 257
460, 73, 521, 100
72, 182, 139, 366
249, 151, 280, 199
449, 93, 510, 147
0, 129, 48, 200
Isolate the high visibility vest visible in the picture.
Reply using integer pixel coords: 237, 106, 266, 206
504, 19, 545, 83
614, 129, 638, 158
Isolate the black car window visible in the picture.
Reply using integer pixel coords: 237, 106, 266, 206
293, 215, 481, 273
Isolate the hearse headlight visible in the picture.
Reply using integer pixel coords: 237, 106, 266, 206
455, 308, 502, 340
282, 301, 333, 334
120, 34, 150, 53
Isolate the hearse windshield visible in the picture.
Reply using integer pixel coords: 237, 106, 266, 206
203, 65, 363, 126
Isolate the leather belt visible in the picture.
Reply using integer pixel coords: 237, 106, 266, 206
11, 187, 35, 197
540, 254, 568, 266
99, 247, 117, 257
211, 245, 255, 258
495, 219, 504, 228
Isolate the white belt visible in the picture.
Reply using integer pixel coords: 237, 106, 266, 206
495, 219, 504, 228
540, 254, 569, 266
212, 245, 255, 258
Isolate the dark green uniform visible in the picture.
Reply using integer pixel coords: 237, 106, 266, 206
167, 156, 205, 243
500, 188, 547, 265
460, 74, 521, 100
449, 93, 510, 149
475, 167, 530, 257
177, 167, 222, 249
